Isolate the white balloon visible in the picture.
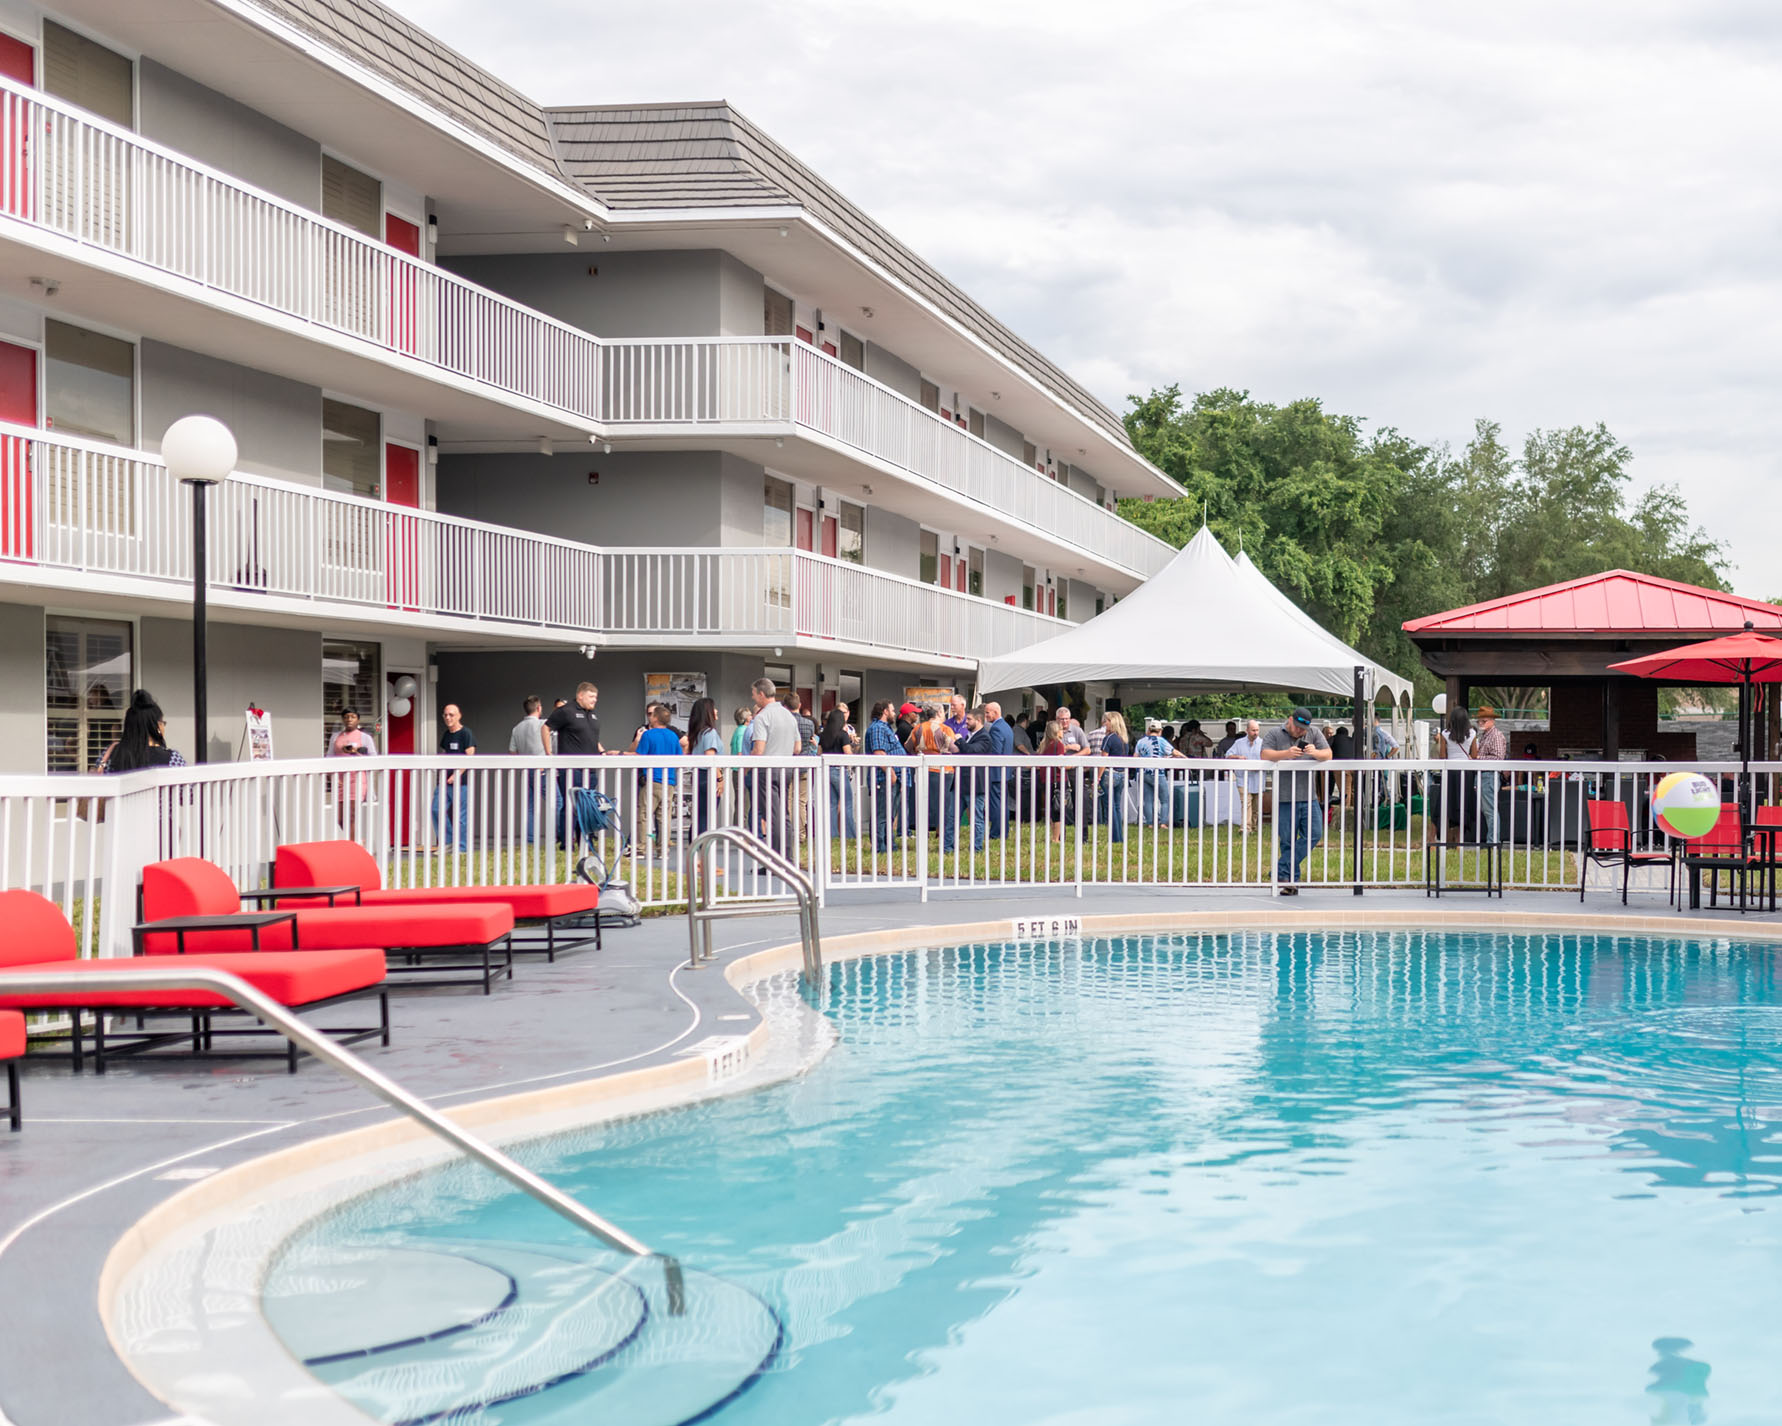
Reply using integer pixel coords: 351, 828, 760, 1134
1430, 693, 1448, 716
387, 696, 412, 718
391, 675, 418, 700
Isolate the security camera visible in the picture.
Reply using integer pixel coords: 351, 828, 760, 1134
579, 644, 598, 660
580, 218, 595, 232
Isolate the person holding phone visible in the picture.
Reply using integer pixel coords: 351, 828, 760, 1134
329, 708, 376, 836
1260, 707, 1332, 893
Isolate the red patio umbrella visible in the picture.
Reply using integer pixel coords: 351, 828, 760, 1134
1609, 622, 1782, 796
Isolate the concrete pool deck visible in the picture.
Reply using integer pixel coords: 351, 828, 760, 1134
3, 885, 1779, 1426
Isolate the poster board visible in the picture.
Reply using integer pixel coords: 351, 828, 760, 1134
644, 672, 708, 727
902, 686, 956, 710
243, 706, 274, 761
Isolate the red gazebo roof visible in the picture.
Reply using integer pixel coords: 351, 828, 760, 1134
1403, 570, 1782, 637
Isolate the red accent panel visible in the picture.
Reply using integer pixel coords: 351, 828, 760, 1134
384, 214, 420, 355
0, 35, 32, 84
0, 340, 35, 559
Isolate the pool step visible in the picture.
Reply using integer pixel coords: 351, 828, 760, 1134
270, 1239, 781, 1426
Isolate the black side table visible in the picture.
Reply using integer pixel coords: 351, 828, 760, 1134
1426, 840, 1503, 898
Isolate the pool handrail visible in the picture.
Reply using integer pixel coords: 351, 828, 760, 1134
0, 964, 680, 1285
684, 827, 823, 988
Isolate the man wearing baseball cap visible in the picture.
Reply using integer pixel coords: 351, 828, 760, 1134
1260, 706, 1333, 893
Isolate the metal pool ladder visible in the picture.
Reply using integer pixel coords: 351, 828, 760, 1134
684, 828, 823, 989
0, 963, 685, 1309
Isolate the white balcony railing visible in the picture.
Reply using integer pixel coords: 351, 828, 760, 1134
0, 77, 600, 419
0, 76, 1171, 580
0, 424, 1071, 663
601, 337, 1176, 579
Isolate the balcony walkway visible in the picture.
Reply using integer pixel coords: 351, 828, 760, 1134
0, 885, 1757, 1426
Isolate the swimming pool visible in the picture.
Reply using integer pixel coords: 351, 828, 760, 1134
263, 929, 1782, 1424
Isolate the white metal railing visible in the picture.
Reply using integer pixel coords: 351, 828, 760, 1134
599, 338, 1175, 578
0, 75, 600, 419
0, 76, 1167, 578
0, 423, 1074, 658
12, 756, 1773, 965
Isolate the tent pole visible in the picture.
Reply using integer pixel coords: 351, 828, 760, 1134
1352, 666, 1366, 896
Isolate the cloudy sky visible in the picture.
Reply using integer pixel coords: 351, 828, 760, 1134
392, 0, 1782, 596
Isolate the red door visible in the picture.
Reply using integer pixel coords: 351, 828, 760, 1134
821, 689, 838, 717
820, 514, 837, 559
936, 554, 951, 590
386, 673, 416, 846
0, 339, 35, 560
795, 507, 814, 552
384, 213, 420, 356
384, 442, 420, 610
0, 34, 33, 221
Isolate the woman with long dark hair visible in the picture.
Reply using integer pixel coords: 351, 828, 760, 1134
821, 707, 857, 840
685, 696, 721, 835
98, 690, 186, 773
1437, 706, 1475, 841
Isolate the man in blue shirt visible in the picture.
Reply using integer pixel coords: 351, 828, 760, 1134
961, 699, 1014, 848
863, 700, 907, 851
635, 704, 682, 848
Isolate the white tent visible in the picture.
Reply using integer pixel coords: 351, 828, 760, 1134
975, 525, 1415, 704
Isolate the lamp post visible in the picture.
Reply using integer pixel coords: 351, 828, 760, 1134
162, 416, 238, 764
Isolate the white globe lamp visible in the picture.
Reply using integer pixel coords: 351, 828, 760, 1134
1430, 693, 1448, 717
163, 415, 238, 764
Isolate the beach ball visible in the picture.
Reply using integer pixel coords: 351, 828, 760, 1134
1652, 771, 1720, 839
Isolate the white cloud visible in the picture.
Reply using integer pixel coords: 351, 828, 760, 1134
391, 0, 1782, 593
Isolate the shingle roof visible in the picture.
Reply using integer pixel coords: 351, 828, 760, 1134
545, 102, 1133, 449
1403, 571, 1782, 637
240, 0, 562, 176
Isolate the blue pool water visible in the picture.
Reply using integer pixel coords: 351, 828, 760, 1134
264, 930, 1782, 1424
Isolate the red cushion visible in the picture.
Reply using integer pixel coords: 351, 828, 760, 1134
0, 1009, 23, 1059
360, 885, 598, 920
139, 901, 513, 955
0, 890, 79, 969
275, 841, 382, 894
142, 859, 244, 920
0, 950, 386, 1009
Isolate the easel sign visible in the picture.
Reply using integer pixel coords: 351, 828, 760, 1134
243, 706, 274, 761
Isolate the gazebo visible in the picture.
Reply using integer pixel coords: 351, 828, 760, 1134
1403, 571, 1782, 760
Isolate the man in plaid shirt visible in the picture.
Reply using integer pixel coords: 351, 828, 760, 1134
864, 700, 908, 851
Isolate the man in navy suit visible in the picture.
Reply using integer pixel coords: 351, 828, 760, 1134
962, 700, 1013, 849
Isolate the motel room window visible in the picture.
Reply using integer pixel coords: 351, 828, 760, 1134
968, 547, 984, 597
322, 640, 382, 752
44, 320, 133, 445
45, 616, 130, 773
764, 475, 793, 545
763, 288, 794, 337
919, 530, 939, 586
839, 332, 865, 371
42, 21, 133, 127
322, 398, 381, 497
1022, 565, 1036, 611
321, 155, 382, 238
837, 501, 864, 564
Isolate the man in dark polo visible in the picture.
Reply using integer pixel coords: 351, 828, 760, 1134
1260, 706, 1332, 894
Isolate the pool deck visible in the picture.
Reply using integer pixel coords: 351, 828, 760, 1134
2, 885, 1778, 1426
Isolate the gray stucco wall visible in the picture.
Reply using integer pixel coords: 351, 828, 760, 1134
862, 343, 922, 402
432, 649, 768, 756
984, 548, 1024, 606
137, 60, 321, 209
0, 602, 44, 774
140, 341, 322, 486
142, 619, 321, 764
984, 414, 1026, 461
437, 450, 762, 547
863, 506, 919, 580
717, 252, 766, 336
1064, 465, 1105, 504
439, 250, 760, 339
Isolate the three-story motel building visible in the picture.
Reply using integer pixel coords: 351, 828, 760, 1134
0, 0, 1176, 772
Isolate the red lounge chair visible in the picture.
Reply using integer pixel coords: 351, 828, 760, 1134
0, 889, 387, 1074
2, 1009, 21, 1129
274, 840, 602, 959
1580, 799, 1676, 905
138, 858, 516, 994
